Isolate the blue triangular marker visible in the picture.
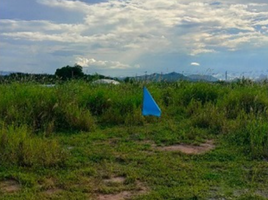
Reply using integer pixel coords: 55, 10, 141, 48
142, 87, 161, 117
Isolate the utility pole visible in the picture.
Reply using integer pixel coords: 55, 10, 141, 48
225, 71, 227, 81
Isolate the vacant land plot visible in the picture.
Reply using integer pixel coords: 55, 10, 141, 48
1, 81, 268, 199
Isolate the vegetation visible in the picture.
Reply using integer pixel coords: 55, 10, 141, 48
55, 64, 84, 80
0, 65, 114, 84
1, 80, 268, 199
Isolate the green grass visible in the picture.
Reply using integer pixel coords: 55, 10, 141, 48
1, 80, 268, 199
0, 124, 67, 168
2, 124, 268, 199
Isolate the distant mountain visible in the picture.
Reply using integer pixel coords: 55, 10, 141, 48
0, 71, 18, 76
187, 74, 219, 82
134, 72, 190, 82
255, 74, 268, 82
162, 72, 191, 81
129, 72, 218, 82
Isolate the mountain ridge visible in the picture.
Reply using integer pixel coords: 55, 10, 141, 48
130, 72, 219, 82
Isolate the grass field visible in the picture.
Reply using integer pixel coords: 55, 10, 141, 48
1, 80, 268, 199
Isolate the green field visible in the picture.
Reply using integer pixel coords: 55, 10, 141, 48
1, 80, 268, 199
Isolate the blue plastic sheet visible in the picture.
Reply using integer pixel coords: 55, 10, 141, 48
142, 87, 161, 117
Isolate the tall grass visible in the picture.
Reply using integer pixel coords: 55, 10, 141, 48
1, 80, 268, 159
0, 124, 67, 167
0, 82, 95, 133
219, 86, 268, 119
226, 112, 268, 159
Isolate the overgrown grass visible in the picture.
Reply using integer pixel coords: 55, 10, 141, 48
0, 82, 96, 133
1, 80, 268, 158
0, 124, 67, 167
1, 80, 268, 199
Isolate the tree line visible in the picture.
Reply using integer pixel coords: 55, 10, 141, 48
0, 64, 115, 84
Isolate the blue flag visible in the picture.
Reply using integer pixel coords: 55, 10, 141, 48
142, 87, 161, 117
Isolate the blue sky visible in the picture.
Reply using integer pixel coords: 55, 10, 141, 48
1, 0, 268, 78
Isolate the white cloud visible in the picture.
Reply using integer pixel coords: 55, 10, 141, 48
1, 0, 268, 73
191, 62, 200, 66
76, 57, 140, 70
37, 0, 89, 11
0, 19, 86, 33
190, 49, 216, 56
3, 1, 268, 52
255, 19, 268, 26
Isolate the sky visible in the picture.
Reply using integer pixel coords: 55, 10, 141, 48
1, 0, 268, 79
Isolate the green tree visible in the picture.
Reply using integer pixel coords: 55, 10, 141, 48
55, 64, 84, 80
124, 77, 134, 83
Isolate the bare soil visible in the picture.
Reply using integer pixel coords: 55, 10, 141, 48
97, 191, 132, 200
97, 178, 148, 200
103, 176, 126, 184
43, 188, 63, 195
0, 180, 21, 193
157, 140, 215, 154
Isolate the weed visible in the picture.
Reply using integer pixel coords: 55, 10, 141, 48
2, 81, 268, 199
0, 124, 67, 167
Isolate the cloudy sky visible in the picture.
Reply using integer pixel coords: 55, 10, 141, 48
1, 0, 268, 78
